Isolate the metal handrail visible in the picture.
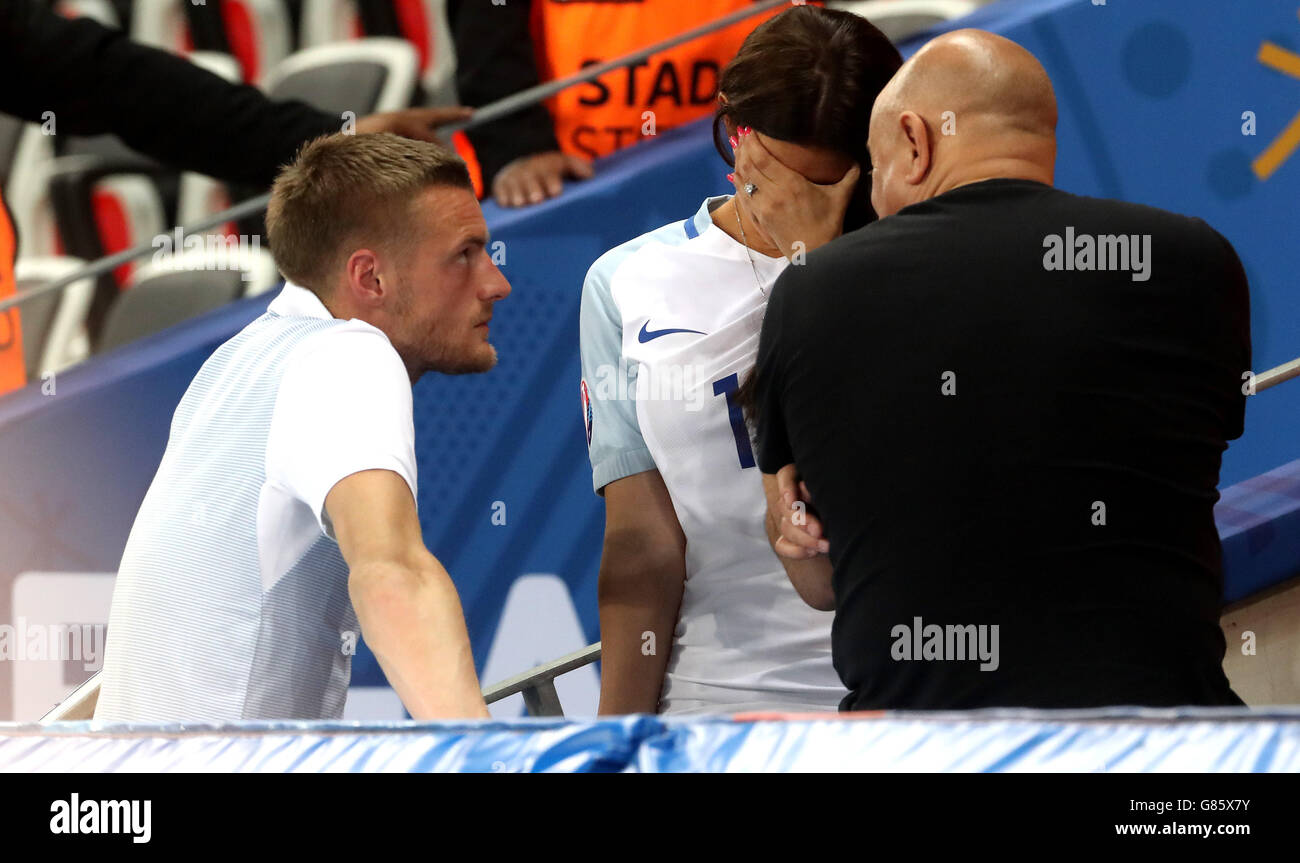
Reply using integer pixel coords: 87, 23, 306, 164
0, 0, 790, 315
38, 671, 101, 723
482, 642, 602, 717
41, 642, 605, 722
1256, 356, 1300, 392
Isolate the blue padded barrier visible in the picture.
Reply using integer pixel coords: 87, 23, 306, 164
3, 708, 1300, 772
1216, 458, 1300, 603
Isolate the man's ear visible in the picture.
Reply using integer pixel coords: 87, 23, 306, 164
899, 110, 932, 186
345, 249, 382, 305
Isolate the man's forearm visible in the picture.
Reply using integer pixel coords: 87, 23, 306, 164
1, 0, 337, 186
350, 559, 489, 719
764, 508, 835, 611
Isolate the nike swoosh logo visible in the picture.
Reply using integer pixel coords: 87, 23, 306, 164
638, 321, 706, 343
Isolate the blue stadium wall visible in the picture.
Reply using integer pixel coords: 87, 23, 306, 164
0, 0, 1296, 711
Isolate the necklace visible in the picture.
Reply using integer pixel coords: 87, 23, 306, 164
732, 198, 768, 299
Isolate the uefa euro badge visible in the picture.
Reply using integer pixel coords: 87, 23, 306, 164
580, 379, 593, 447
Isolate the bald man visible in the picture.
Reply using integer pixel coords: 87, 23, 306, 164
733, 30, 1250, 710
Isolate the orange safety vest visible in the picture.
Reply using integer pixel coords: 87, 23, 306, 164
451, 129, 485, 200
530, 0, 792, 162
0, 194, 25, 395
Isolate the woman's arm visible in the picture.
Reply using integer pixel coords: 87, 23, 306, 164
596, 470, 688, 715
761, 467, 834, 611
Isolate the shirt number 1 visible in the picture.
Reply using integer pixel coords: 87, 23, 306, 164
713, 373, 756, 469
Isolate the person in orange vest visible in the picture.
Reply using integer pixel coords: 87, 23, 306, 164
0, 0, 473, 397
0, 199, 22, 394
451, 0, 812, 208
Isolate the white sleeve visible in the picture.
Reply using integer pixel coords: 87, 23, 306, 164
265, 326, 418, 541
579, 250, 657, 494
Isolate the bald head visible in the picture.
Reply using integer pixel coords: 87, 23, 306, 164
867, 30, 1058, 218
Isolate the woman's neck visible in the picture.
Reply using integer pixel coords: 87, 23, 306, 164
710, 195, 785, 260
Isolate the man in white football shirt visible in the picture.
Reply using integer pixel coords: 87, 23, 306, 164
96, 134, 510, 721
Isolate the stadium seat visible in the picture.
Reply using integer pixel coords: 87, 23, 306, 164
130, 0, 193, 54
50, 131, 182, 275
0, 115, 23, 189
216, 0, 295, 84
46, 154, 172, 337
298, 0, 363, 49
1, 123, 60, 258
13, 257, 95, 378
829, 0, 981, 42
187, 48, 244, 82
232, 245, 283, 296
96, 245, 279, 352
264, 37, 420, 115
298, 0, 456, 104
55, 126, 180, 224
354, 0, 457, 104
133, 0, 294, 84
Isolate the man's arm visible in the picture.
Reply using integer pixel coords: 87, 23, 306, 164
596, 470, 687, 715
748, 265, 833, 609
0, 0, 336, 186
761, 468, 834, 611
0, 0, 472, 187
327, 469, 489, 719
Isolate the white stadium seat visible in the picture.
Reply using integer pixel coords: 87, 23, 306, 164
829, 0, 981, 42
14, 256, 96, 377
264, 37, 420, 115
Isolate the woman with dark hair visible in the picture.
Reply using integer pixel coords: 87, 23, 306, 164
579, 6, 902, 715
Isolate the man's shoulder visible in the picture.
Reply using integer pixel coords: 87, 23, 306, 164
224, 312, 404, 388
776, 216, 911, 293
1045, 189, 1242, 281
1059, 187, 1219, 233
288, 319, 402, 373
820, 184, 1232, 266
257, 295, 391, 341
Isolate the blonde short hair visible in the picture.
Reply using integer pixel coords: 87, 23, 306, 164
266, 133, 473, 290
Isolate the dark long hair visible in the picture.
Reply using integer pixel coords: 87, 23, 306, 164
719, 6, 902, 430
713, 5, 903, 234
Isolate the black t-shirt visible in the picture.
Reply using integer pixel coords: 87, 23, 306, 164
752, 179, 1251, 710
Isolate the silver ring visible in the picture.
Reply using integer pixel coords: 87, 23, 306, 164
744, 182, 758, 197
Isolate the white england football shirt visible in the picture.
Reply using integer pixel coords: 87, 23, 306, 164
579, 196, 845, 714
95, 282, 418, 720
